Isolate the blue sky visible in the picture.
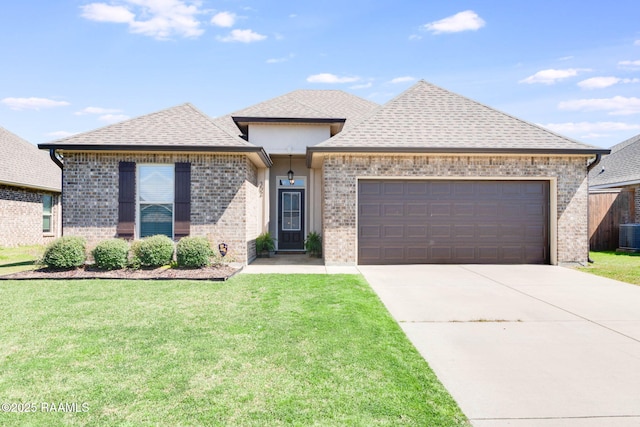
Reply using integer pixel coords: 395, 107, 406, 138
1, 1, 639, 148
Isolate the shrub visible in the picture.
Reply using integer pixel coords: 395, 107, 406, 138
131, 235, 174, 268
304, 231, 322, 257
41, 236, 86, 269
176, 236, 212, 268
256, 232, 276, 253
92, 239, 129, 270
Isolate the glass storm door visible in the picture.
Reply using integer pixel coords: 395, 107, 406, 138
278, 189, 305, 250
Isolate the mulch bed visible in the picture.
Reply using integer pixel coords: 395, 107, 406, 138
0, 264, 242, 281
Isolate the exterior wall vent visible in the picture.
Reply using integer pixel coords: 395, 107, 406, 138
619, 224, 640, 251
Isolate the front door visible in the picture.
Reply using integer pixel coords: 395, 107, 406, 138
278, 189, 305, 250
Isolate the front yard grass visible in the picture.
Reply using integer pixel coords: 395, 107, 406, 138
0, 275, 467, 426
578, 251, 640, 285
0, 245, 44, 275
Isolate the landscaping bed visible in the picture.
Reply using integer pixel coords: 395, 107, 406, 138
0, 263, 240, 280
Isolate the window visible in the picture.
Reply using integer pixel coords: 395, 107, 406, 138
138, 165, 174, 238
281, 191, 301, 231
278, 178, 305, 187
42, 195, 53, 233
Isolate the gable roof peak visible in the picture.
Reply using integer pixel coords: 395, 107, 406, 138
313, 78, 607, 154
41, 102, 255, 149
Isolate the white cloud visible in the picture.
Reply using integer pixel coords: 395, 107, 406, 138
81, 3, 135, 23
540, 121, 640, 134
558, 96, 640, 115
47, 131, 76, 138
618, 60, 640, 69
635, 40, 640, 46
217, 29, 266, 43
1, 97, 70, 111
408, 34, 422, 41
99, 114, 130, 123
558, 56, 574, 61
81, 0, 204, 40
350, 82, 373, 89
423, 10, 485, 34
390, 76, 416, 84
266, 53, 294, 64
578, 76, 640, 89
75, 106, 123, 115
306, 73, 360, 84
519, 68, 590, 84
211, 11, 236, 28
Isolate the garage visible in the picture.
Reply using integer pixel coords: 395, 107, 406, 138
358, 180, 550, 265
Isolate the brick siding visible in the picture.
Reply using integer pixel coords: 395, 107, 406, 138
633, 184, 640, 224
62, 153, 259, 263
0, 184, 59, 246
321, 155, 590, 265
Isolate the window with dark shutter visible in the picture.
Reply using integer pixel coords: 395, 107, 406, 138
174, 162, 191, 239
117, 161, 136, 239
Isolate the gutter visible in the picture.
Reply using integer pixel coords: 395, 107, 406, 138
307, 146, 611, 168
38, 144, 273, 168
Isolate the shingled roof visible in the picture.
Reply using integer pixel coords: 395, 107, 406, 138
215, 89, 379, 137
0, 127, 61, 192
311, 80, 608, 155
39, 103, 272, 166
589, 133, 640, 188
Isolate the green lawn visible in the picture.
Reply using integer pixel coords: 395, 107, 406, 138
0, 245, 44, 275
0, 275, 467, 426
578, 251, 640, 285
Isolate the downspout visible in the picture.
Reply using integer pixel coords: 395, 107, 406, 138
49, 149, 64, 237
49, 149, 63, 169
585, 154, 602, 263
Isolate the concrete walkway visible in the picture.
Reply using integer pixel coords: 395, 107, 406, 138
359, 265, 640, 427
242, 254, 359, 274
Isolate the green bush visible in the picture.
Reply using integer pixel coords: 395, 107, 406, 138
41, 236, 86, 269
304, 231, 322, 257
176, 236, 212, 268
131, 235, 174, 268
255, 232, 276, 252
92, 239, 129, 270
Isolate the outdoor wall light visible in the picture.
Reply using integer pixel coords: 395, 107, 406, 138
287, 154, 295, 185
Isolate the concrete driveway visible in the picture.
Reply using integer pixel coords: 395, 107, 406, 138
358, 265, 640, 427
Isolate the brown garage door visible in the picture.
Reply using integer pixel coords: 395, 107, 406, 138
358, 180, 549, 265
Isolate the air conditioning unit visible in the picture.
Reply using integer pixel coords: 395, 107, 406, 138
619, 224, 640, 251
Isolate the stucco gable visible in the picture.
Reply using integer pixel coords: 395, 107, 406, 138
214, 89, 379, 137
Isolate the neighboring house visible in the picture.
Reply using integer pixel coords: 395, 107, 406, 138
39, 80, 608, 265
588, 133, 640, 250
0, 127, 61, 246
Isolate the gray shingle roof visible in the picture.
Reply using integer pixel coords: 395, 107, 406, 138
215, 89, 379, 136
0, 127, 61, 192
314, 80, 606, 153
589, 133, 640, 187
42, 103, 254, 148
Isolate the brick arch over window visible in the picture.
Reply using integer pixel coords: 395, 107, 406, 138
116, 161, 191, 240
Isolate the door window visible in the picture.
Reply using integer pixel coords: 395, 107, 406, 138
282, 191, 301, 231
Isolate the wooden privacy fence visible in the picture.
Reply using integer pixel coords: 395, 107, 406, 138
589, 188, 635, 251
